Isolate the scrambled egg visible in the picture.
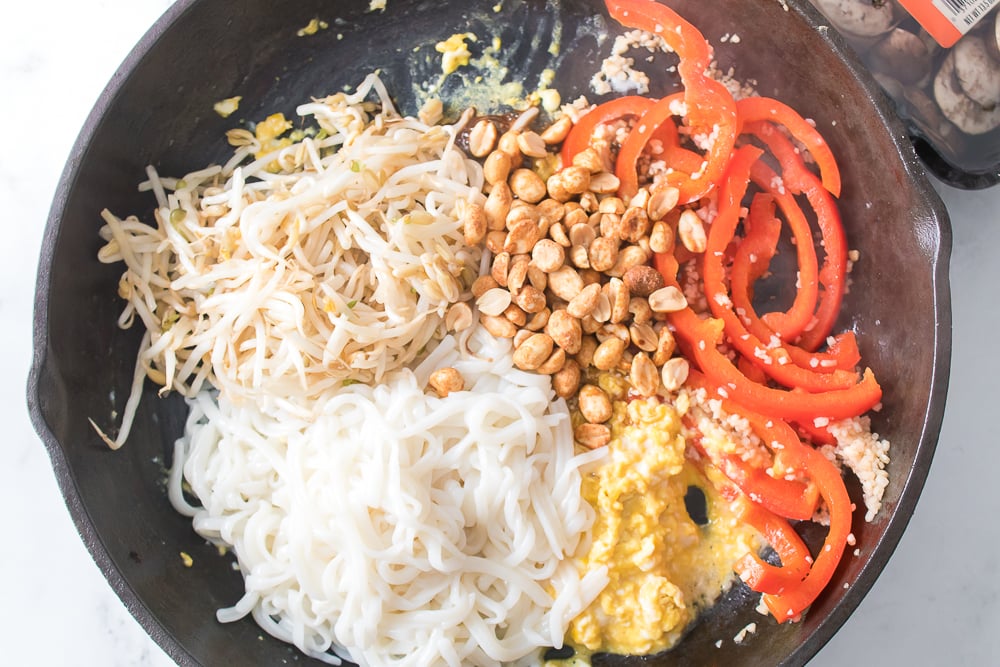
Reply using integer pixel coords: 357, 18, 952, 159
435, 33, 477, 75
569, 379, 761, 656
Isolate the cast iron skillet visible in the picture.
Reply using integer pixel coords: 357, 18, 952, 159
27, 0, 951, 665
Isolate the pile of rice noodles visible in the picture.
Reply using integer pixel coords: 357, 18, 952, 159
97, 74, 482, 448
99, 74, 609, 665
170, 330, 608, 666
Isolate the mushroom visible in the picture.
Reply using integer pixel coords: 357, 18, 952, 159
953, 34, 1000, 110
813, 0, 897, 38
868, 27, 932, 85
989, 9, 1000, 62
933, 49, 1000, 135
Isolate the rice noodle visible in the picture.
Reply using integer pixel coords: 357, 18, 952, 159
169, 330, 608, 666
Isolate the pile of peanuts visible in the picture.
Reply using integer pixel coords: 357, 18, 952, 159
455, 112, 708, 449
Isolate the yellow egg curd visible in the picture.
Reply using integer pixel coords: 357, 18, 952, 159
569, 386, 761, 656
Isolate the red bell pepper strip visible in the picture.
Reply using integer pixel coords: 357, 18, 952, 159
615, 92, 705, 196
702, 146, 858, 392
605, 0, 738, 203
684, 369, 820, 521
762, 444, 853, 621
746, 120, 848, 351
734, 500, 813, 595
560, 95, 655, 166
737, 96, 841, 198
730, 192, 859, 374
667, 309, 882, 422
747, 162, 820, 343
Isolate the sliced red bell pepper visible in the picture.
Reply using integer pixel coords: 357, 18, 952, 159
667, 309, 882, 422
701, 146, 858, 392
684, 369, 821, 521
746, 120, 848, 351
762, 444, 853, 621
560, 95, 655, 166
737, 96, 841, 198
734, 500, 813, 595
747, 162, 820, 343
605, 0, 738, 203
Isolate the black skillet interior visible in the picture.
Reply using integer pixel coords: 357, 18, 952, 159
28, 0, 950, 665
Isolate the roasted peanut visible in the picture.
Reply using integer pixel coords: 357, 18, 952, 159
524, 306, 551, 332
628, 296, 653, 325
461, 201, 487, 246
496, 130, 523, 167
563, 206, 589, 229
580, 314, 602, 334
445, 302, 474, 331
599, 322, 630, 343
512, 333, 554, 370
578, 384, 613, 423
532, 239, 565, 272
568, 244, 589, 269
647, 186, 680, 221
575, 335, 598, 369
568, 222, 596, 248
652, 326, 677, 366
547, 265, 585, 301
661, 357, 690, 392
491, 252, 511, 287
598, 196, 626, 215
483, 150, 512, 185
536, 199, 566, 226
572, 147, 606, 174
504, 219, 541, 254
630, 352, 660, 397
546, 175, 573, 203
506, 255, 530, 293
591, 291, 612, 323
553, 359, 582, 399
607, 244, 648, 277
485, 181, 513, 230
629, 322, 659, 352
549, 221, 571, 248
472, 275, 499, 298
648, 219, 675, 254
513, 328, 533, 349
516, 131, 549, 158
540, 116, 573, 144
622, 265, 665, 297
575, 423, 611, 449
567, 283, 601, 319
618, 206, 650, 243
536, 347, 566, 374
512, 285, 547, 313
648, 286, 688, 313
506, 201, 539, 228
503, 303, 527, 327
545, 308, 583, 354
607, 277, 631, 324
589, 172, 620, 194
592, 336, 626, 371
509, 168, 547, 203
526, 263, 548, 291
559, 166, 592, 195
678, 209, 707, 253
429, 367, 464, 397
468, 119, 499, 157
485, 230, 507, 254
477, 287, 513, 317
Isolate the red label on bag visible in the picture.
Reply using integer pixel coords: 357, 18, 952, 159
898, 0, 999, 46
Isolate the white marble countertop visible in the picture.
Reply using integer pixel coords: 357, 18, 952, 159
2, 1, 998, 665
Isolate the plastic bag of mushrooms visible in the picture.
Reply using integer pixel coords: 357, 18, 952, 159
809, 0, 998, 187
